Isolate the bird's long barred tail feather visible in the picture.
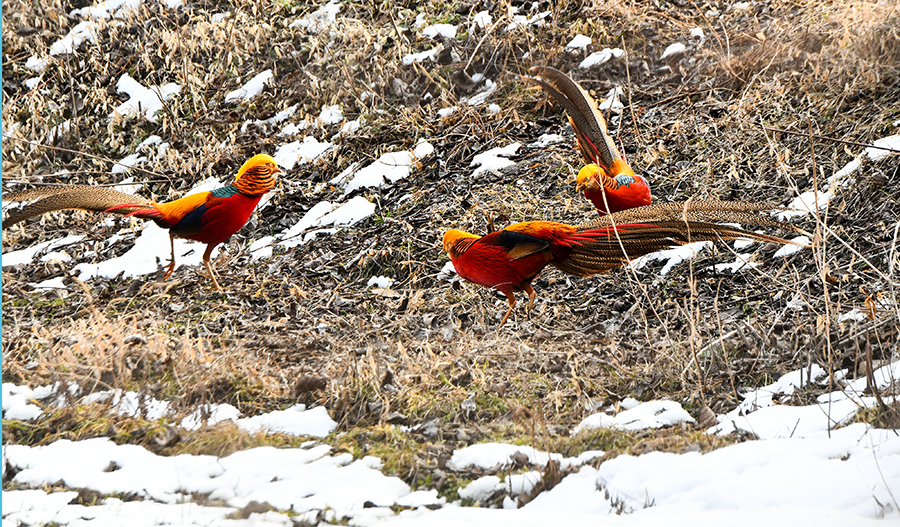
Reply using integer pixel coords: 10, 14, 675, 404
551, 200, 805, 276
580, 200, 800, 233
3, 185, 154, 227
527, 65, 621, 169
555, 221, 790, 276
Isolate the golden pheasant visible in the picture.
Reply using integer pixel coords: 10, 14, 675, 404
3, 153, 280, 290
443, 201, 797, 326
527, 66, 651, 214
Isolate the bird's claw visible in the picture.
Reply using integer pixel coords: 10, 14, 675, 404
162, 260, 176, 280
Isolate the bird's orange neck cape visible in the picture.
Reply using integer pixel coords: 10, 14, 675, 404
576, 162, 651, 215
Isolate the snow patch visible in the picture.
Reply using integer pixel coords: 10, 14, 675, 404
318, 104, 343, 125
237, 405, 336, 437
273, 136, 333, 170
660, 42, 687, 60
111, 73, 181, 123
777, 134, 900, 220
691, 27, 706, 42
598, 86, 625, 112
450, 443, 574, 471
573, 400, 695, 434
25, 55, 48, 73
290, 0, 341, 33
579, 48, 624, 69
3, 235, 87, 268
422, 23, 457, 39
774, 235, 810, 257
506, 10, 551, 31
631, 241, 713, 276
403, 46, 441, 65
709, 253, 760, 273
224, 69, 273, 102
367, 276, 393, 288
529, 134, 565, 147
471, 142, 521, 176
242, 103, 298, 133
471, 11, 492, 30
49, 21, 97, 55
838, 308, 868, 323
276, 197, 376, 250
340, 140, 434, 195
566, 34, 591, 50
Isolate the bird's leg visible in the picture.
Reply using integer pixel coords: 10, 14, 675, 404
202, 244, 223, 291
163, 233, 176, 279
499, 290, 517, 327
523, 284, 536, 319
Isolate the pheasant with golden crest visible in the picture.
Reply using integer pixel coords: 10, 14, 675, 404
444, 200, 800, 326
4, 153, 280, 290
527, 66, 652, 215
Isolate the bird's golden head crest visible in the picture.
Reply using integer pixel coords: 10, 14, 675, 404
235, 154, 279, 181
233, 154, 280, 195
442, 229, 478, 254
575, 164, 603, 192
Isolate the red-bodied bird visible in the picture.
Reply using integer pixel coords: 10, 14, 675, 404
527, 66, 652, 215
443, 201, 798, 326
3, 153, 280, 290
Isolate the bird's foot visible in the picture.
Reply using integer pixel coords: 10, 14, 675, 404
162, 260, 176, 280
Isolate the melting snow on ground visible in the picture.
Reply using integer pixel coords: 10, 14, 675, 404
631, 241, 713, 276
598, 86, 625, 112
111, 73, 181, 123
112, 135, 168, 178
367, 275, 393, 288
273, 135, 334, 170
337, 140, 434, 195
290, 0, 341, 33
422, 23, 457, 39
838, 308, 868, 323
573, 400, 695, 433
224, 69, 273, 102
402, 46, 441, 65
580, 48, 624, 69
318, 104, 343, 125
773, 235, 810, 257
660, 42, 687, 60
3, 361, 899, 525
566, 34, 591, 50
245, 140, 433, 259
471, 142, 521, 176
708, 252, 760, 273
529, 133, 565, 147
691, 27, 705, 43
506, 10, 551, 32
778, 134, 900, 220
3, 383, 337, 438
48, 21, 97, 55
631, 230, 808, 278
471, 11, 491, 31
252, 196, 376, 257
2, 235, 87, 269
242, 103, 298, 133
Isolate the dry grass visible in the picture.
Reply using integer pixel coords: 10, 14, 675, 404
3, 0, 900, 498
